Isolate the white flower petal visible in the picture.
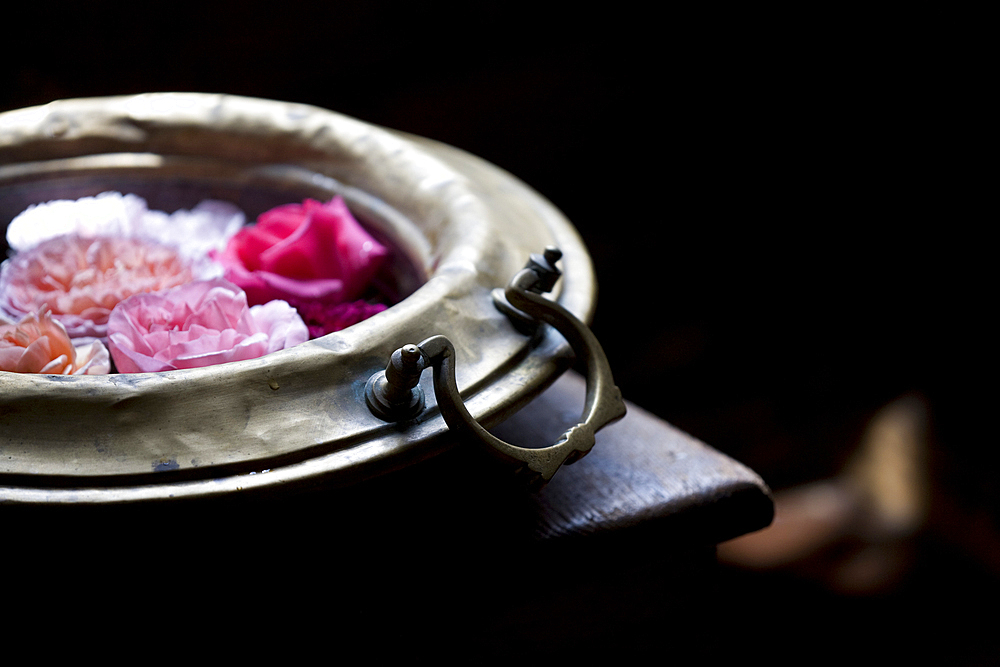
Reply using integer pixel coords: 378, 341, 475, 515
6, 192, 143, 251
5, 192, 245, 266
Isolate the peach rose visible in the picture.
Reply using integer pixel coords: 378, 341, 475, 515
107, 278, 308, 373
1, 307, 110, 375
0, 234, 196, 340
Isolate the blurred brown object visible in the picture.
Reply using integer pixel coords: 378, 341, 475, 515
717, 393, 929, 595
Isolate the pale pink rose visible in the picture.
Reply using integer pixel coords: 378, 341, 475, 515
0, 234, 195, 340
1, 307, 110, 375
107, 278, 308, 373
213, 196, 389, 335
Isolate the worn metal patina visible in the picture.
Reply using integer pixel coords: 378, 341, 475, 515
0, 94, 599, 504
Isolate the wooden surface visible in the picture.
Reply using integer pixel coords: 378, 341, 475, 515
499, 370, 774, 544
5, 370, 772, 654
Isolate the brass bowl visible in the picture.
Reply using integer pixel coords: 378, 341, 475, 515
0, 93, 598, 504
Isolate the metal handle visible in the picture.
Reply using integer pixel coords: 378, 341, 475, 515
365, 248, 626, 487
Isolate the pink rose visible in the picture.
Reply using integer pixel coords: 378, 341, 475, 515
107, 278, 308, 373
0, 234, 195, 340
213, 196, 389, 335
1, 307, 110, 375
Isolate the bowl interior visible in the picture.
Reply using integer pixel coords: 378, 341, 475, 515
0, 155, 429, 307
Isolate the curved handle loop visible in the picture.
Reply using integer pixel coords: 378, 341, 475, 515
365, 248, 626, 487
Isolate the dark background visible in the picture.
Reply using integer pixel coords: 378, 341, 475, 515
2, 2, 992, 659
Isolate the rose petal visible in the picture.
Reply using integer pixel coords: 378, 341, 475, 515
313, 197, 390, 296
39, 354, 71, 375
294, 300, 388, 338
169, 331, 270, 369
107, 329, 169, 373
249, 300, 310, 354
239, 269, 346, 303
0, 347, 23, 369
16, 337, 55, 373
6, 192, 244, 265
256, 202, 342, 280
6, 192, 144, 251
73, 340, 111, 375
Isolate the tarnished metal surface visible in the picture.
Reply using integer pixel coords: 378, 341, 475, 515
0, 94, 596, 504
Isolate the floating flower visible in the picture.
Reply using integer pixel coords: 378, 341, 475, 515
0, 234, 196, 340
6, 191, 244, 276
107, 278, 308, 373
1, 307, 110, 375
213, 196, 389, 335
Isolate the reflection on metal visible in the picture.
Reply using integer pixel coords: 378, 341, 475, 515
367, 248, 627, 488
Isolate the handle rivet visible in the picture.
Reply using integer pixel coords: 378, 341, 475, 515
365, 345, 427, 421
